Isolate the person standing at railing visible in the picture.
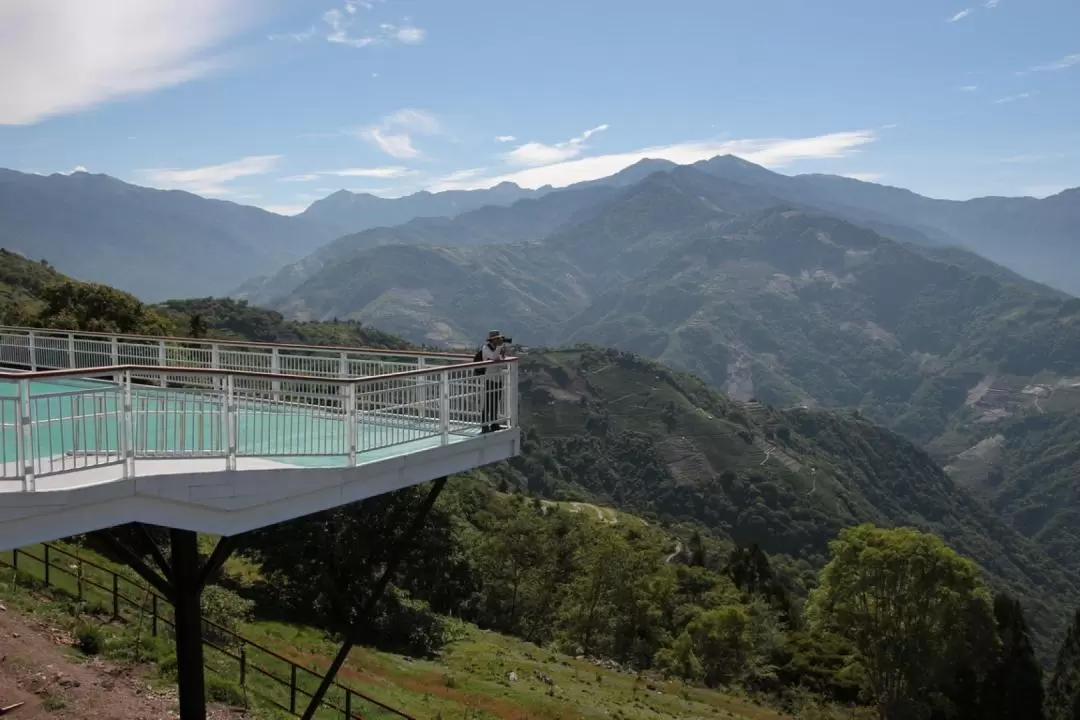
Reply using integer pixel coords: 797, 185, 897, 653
477, 330, 510, 433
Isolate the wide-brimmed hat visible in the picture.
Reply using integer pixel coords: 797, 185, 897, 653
487, 330, 503, 340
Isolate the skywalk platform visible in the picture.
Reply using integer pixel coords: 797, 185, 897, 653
0, 326, 520, 550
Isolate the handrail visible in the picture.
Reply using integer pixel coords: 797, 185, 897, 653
0, 356, 519, 488
0, 324, 471, 361
0, 541, 414, 719
0, 358, 516, 383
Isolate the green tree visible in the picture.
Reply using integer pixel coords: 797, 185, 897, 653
1048, 609, 1080, 720
806, 524, 996, 720
981, 593, 1045, 720
188, 313, 208, 338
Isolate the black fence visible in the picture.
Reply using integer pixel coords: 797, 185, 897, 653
0, 543, 414, 720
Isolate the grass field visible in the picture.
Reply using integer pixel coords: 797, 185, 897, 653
0, 537, 796, 720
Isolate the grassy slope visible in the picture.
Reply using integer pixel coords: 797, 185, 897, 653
0, 536, 794, 720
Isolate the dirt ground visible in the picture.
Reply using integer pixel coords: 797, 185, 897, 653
0, 602, 242, 719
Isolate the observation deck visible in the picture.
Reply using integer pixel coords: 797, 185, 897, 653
0, 326, 520, 550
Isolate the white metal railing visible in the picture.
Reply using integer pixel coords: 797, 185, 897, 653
0, 326, 471, 383
0, 357, 518, 491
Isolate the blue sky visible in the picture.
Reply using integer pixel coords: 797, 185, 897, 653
1, 0, 1078, 214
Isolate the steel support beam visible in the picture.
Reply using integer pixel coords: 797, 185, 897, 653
97, 526, 240, 720
299, 477, 449, 720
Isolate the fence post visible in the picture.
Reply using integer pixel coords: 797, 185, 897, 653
67, 333, 76, 368
345, 689, 352, 719
440, 371, 451, 444
11, 548, 18, 572
76, 563, 84, 601
112, 574, 120, 617
151, 595, 158, 637
43, 545, 50, 586
290, 665, 298, 713
226, 374, 237, 471
17, 378, 35, 492
27, 329, 37, 371
157, 340, 167, 386
239, 644, 247, 687
347, 384, 357, 466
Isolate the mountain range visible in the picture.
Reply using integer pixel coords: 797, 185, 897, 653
2, 157, 1077, 304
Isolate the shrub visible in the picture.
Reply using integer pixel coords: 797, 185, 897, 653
73, 621, 105, 655
201, 585, 254, 646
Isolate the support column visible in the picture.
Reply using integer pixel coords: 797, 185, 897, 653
171, 529, 206, 720
96, 526, 240, 720
299, 476, 449, 720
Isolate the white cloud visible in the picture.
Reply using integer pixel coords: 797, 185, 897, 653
279, 167, 414, 182
984, 0, 1000, 7
429, 130, 877, 192
258, 203, 309, 216
495, 135, 517, 143
358, 109, 440, 159
138, 154, 281, 196
948, 8, 973, 22
958, 85, 979, 92
503, 125, 610, 167
0, 0, 257, 125
841, 172, 885, 182
59, 165, 88, 175
321, 2, 425, 48
994, 91, 1035, 104
268, 26, 316, 42
1027, 53, 1080, 73
321, 166, 416, 178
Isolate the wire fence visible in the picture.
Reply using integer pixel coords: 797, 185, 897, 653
0, 542, 414, 720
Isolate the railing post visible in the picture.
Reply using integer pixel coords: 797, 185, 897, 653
12, 548, 18, 572
239, 644, 247, 687
27, 329, 37, 370
122, 371, 135, 478
110, 337, 119, 365
112, 574, 120, 617
226, 374, 237, 470
17, 378, 34, 491
345, 689, 351, 718
44, 545, 50, 586
271, 348, 282, 401
347, 383, 357, 466
151, 594, 158, 637
507, 362, 519, 428
338, 352, 348, 378
67, 332, 76, 368
211, 343, 221, 370
289, 665, 298, 713
157, 340, 167, 386
440, 371, 450, 444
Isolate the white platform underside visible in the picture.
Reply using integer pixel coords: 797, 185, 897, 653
0, 429, 519, 551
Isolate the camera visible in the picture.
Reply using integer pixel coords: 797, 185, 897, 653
501, 337, 513, 344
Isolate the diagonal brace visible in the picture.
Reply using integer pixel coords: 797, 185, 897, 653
300, 476, 449, 720
96, 530, 172, 599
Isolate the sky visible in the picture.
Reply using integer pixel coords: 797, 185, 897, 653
0, 0, 1078, 215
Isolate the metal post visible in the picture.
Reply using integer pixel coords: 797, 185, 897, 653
226, 375, 237, 471
27, 329, 37, 370
171, 528, 207, 720
122, 371, 135, 478
17, 378, 34, 491
299, 477, 449, 720
157, 341, 167, 386
346, 384, 357, 466
507, 362, 519, 428
112, 574, 120, 617
67, 333, 75, 368
271, 348, 281, 401
44, 544, 50, 585
111, 337, 119, 365
439, 372, 450, 444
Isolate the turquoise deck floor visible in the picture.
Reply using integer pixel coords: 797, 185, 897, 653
1, 378, 479, 471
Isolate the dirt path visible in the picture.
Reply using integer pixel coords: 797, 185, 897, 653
0, 603, 241, 719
